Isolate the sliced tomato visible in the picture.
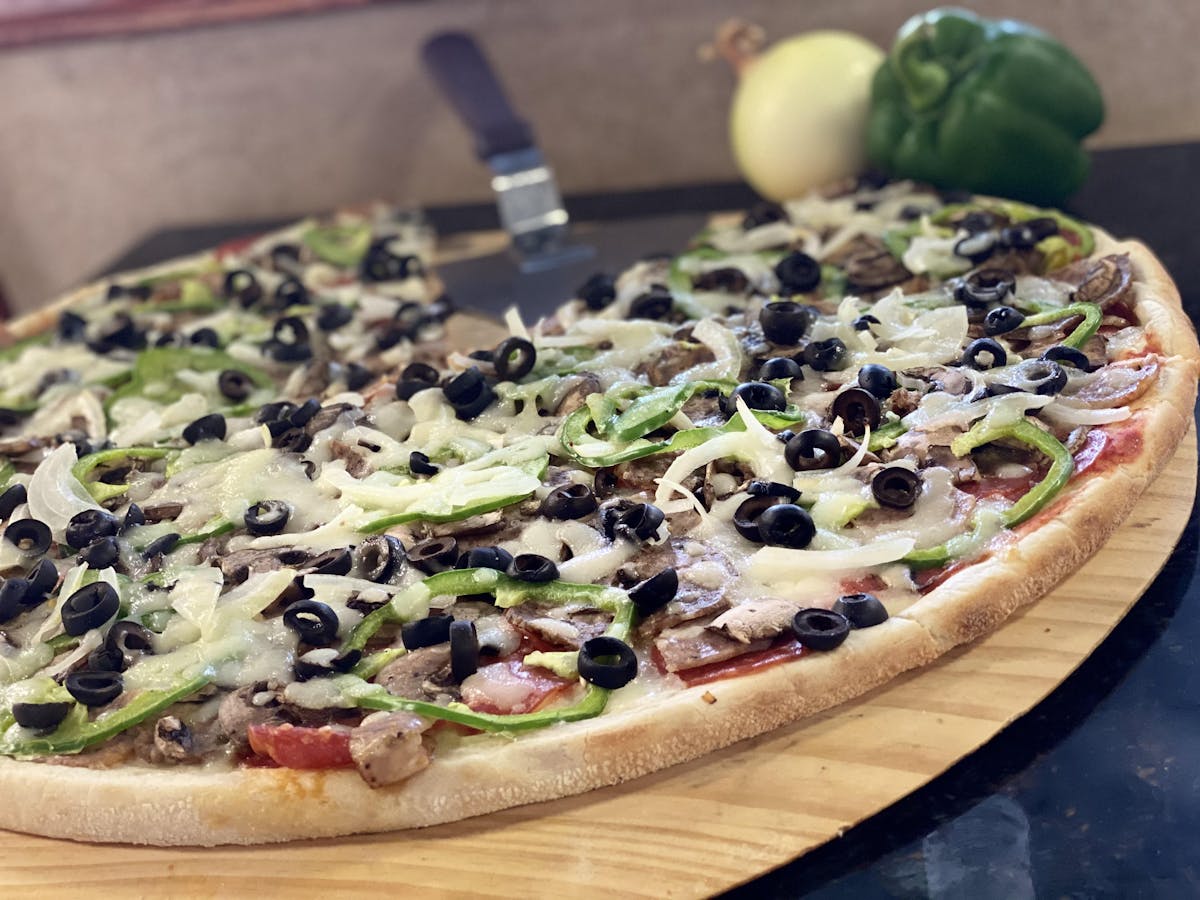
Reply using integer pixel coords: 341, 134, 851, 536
460, 659, 575, 715
246, 723, 354, 770
670, 638, 805, 688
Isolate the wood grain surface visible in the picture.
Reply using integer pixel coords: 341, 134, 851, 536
1, 424, 1192, 898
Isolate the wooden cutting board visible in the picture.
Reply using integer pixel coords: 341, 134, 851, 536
2, 428, 1192, 898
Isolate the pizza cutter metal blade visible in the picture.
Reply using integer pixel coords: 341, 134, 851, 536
421, 32, 594, 281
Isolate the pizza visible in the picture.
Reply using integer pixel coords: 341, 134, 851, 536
0, 178, 1195, 846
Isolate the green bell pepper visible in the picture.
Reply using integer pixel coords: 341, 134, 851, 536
1019, 302, 1101, 349
72, 446, 177, 503
867, 8, 1104, 205
302, 222, 373, 268
0, 674, 210, 756
904, 417, 1074, 568
105, 347, 272, 411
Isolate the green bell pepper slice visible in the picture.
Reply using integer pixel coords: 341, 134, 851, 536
72, 446, 177, 503
905, 417, 1073, 568
105, 347, 272, 411
351, 573, 634, 733
302, 222, 372, 268
867, 8, 1104, 205
1018, 302, 1101, 349
0, 674, 211, 756
609, 381, 729, 443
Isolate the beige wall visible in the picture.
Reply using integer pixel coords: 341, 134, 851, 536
2, 0, 1198, 314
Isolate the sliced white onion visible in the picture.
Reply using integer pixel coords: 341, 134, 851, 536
674, 318, 742, 384
750, 537, 916, 580
26, 444, 102, 539
1040, 403, 1133, 426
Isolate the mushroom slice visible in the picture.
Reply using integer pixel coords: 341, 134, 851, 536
349, 711, 432, 788
709, 597, 803, 644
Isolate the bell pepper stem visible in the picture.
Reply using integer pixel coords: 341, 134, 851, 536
892, 22, 950, 112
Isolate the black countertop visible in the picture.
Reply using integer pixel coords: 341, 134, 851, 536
106, 143, 1200, 899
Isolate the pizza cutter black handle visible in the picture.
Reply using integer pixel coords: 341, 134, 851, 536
421, 31, 534, 161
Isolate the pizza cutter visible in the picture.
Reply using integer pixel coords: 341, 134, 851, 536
421, 32, 594, 277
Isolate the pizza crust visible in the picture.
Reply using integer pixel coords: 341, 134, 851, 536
0, 223, 1194, 846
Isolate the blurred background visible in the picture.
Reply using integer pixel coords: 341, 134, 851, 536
2, 0, 1197, 315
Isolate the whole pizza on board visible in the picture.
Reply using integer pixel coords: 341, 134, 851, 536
0, 180, 1194, 845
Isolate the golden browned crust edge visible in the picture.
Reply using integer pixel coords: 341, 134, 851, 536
0, 617, 938, 845
0, 224, 1194, 847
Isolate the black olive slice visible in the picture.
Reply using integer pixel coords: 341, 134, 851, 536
791, 608, 850, 651
508, 554, 558, 583
628, 285, 673, 320
62, 581, 120, 636
409, 451, 439, 476
357, 534, 406, 583
0, 578, 32, 623
577, 273, 616, 310
218, 369, 255, 401
105, 620, 155, 670
308, 547, 353, 577
79, 536, 120, 569
457, 545, 513, 573
758, 357, 804, 382
1000, 217, 1058, 249
244, 500, 291, 537
954, 269, 1015, 307
183, 413, 227, 445
289, 398, 321, 428
409, 537, 459, 575
65, 508, 120, 549
142, 533, 181, 559
628, 568, 679, 617
983, 305, 1026, 336
733, 494, 785, 543
443, 367, 496, 421
961, 338, 1007, 371
65, 670, 124, 707
773, 251, 822, 295
852, 314, 881, 331
395, 361, 441, 401
492, 337, 537, 382
830, 387, 882, 436
449, 619, 480, 682
760, 301, 815, 346
723, 382, 786, 417
316, 303, 354, 332
4, 519, 51, 556
756, 503, 816, 548
785, 429, 842, 472
0, 483, 28, 521
274, 278, 309, 309
283, 599, 340, 646
401, 614, 453, 650
26, 558, 58, 602
872, 466, 923, 509
952, 230, 998, 263
746, 480, 801, 502
122, 503, 146, 531
1041, 345, 1092, 373
803, 337, 849, 372
223, 269, 263, 307
742, 201, 787, 230
540, 483, 598, 520
189, 328, 220, 348
293, 647, 342, 681
12, 700, 72, 731
59, 310, 87, 342
613, 503, 665, 543
256, 400, 296, 424
990, 359, 1069, 397
578, 636, 638, 689
345, 362, 374, 391
832, 593, 889, 629
857, 364, 898, 399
